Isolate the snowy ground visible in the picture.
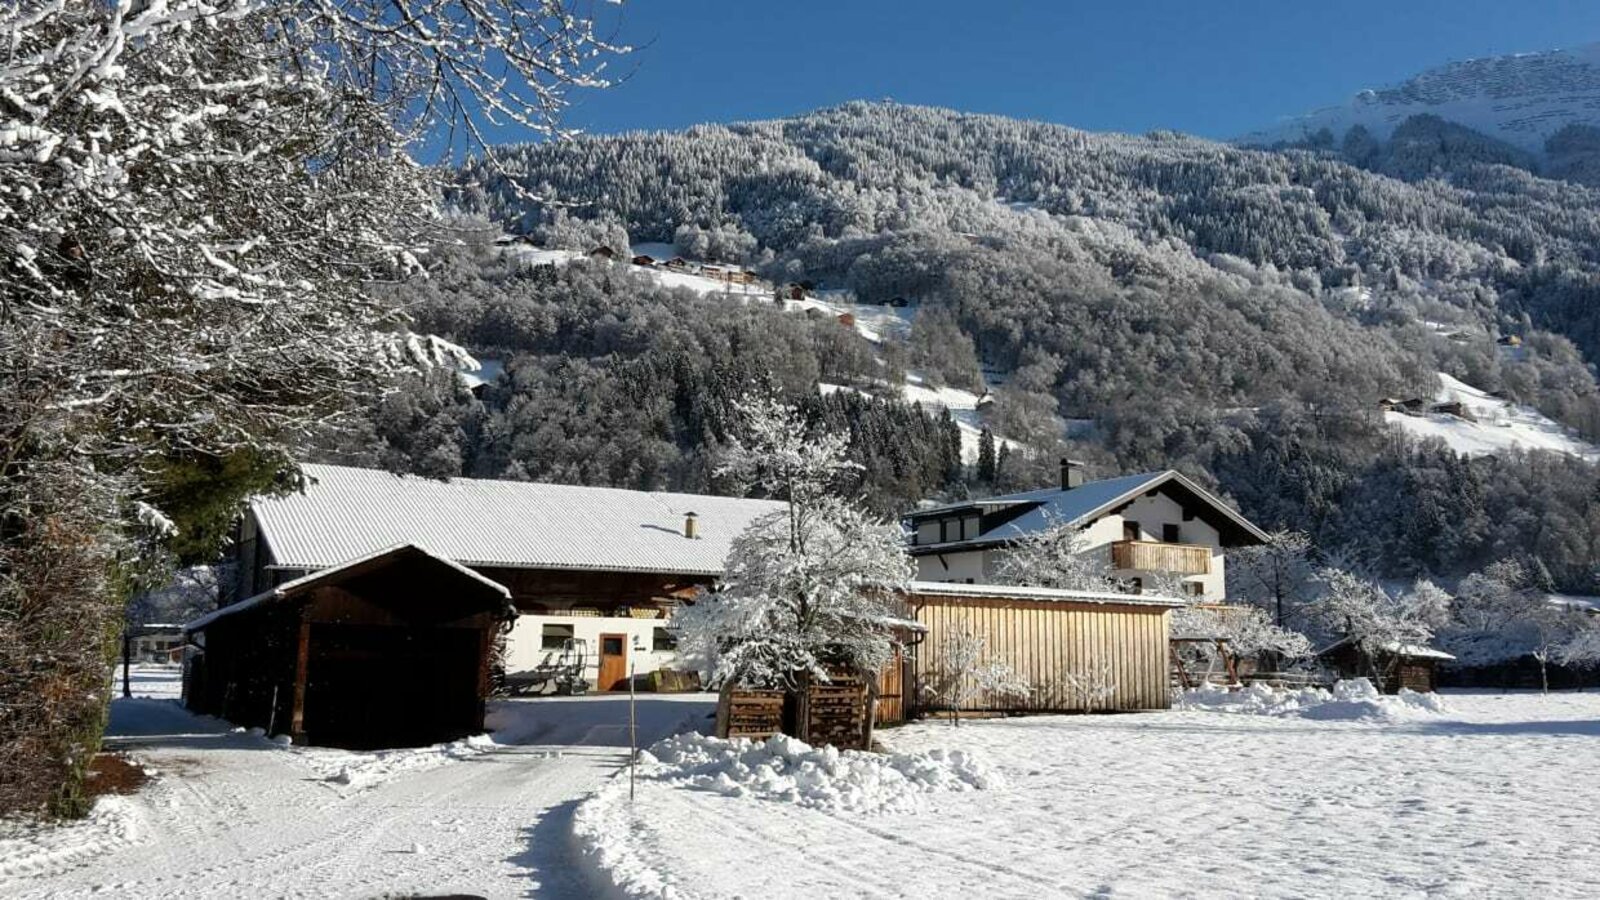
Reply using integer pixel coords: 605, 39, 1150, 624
1387, 372, 1599, 460
0, 666, 714, 899
578, 689, 1600, 899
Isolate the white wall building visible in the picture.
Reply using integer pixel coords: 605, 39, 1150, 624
905, 463, 1268, 601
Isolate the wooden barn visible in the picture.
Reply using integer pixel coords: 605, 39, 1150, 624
1317, 639, 1454, 693
905, 582, 1180, 715
215, 464, 782, 716
184, 545, 515, 749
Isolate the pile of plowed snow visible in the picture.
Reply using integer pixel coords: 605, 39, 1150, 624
636, 732, 1000, 814
1177, 679, 1448, 722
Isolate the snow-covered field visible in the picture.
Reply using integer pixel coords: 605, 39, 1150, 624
17, 670, 1600, 899
578, 689, 1600, 899
0, 666, 714, 899
1387, 372, 1599, 460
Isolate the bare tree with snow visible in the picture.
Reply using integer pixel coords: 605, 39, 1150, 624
1310, 568, 1444, 682
0, 0, 624, 817
673, 397, 914, 690
992, 514, 1120, 592
918, 628, 1030, 726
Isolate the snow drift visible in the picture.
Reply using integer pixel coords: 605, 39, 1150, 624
638, 732, 1000, 814
572, 733, 1002, 899
1177, 679, 1449, 722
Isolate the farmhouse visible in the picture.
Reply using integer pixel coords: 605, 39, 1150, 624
905, 462, 1268, 600
193, 464, 783, 744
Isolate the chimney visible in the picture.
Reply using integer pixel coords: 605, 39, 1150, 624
1061, 459, 1087, 491
684, 511, 699, 540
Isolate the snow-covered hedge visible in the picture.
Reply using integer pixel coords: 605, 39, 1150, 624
1177, 679, 1449, 722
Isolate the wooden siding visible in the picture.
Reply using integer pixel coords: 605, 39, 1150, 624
911, 595, 1171, 713
1111, 540, 1211, 575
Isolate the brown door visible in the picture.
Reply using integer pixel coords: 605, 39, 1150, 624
598, 633, 628, 692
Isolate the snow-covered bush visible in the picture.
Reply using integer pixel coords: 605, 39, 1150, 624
1178, 679, 1448, 722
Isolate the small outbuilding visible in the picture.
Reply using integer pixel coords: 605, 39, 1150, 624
1317, 639, 1454, 693
184, 544, 515, 749
906, 581, 1181, 715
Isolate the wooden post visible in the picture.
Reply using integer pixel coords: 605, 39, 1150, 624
289, 616, 311, 742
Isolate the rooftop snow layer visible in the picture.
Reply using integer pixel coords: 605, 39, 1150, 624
252, 464, 785, 576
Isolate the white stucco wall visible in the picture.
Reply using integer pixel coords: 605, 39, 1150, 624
503, 613, 681, 691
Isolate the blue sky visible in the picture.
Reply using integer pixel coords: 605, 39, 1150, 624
532, 0, 1600, 142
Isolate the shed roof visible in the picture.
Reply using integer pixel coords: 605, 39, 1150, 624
251, 464, 785, 577
186, 543, 514, 631
906, 580, 1185, 608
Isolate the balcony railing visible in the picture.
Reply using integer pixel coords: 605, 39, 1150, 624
1111, 540, 1212, 576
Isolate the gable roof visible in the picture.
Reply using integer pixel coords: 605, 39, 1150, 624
907, 470, 1268, 552
187, 543, 514, 632
249, 464, 785, 577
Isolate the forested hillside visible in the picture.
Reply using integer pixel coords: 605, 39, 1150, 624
347, 102, 1600, 590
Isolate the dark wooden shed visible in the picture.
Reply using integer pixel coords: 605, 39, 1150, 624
1318, 639, 1453, 693
183, 544, 515, 749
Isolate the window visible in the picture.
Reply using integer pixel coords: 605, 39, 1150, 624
1187, 583, 1205, 597
1163, 523, 1182, 543
541, 623, 574, 650
601, 635, 624, 656
962, 516, 979, 540
653, 627, 676, 652
1123, 521, 1141, 542
1130, 577, 1144, 594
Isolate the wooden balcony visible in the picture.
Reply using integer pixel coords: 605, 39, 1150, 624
1111, 540, 1212, 576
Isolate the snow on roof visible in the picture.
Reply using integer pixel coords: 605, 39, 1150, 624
252, 465, 785, 577
186, 543, 513, 632
907, 580, 1186, 608
910, 470, 1268, 549
1379, 642, 1457, 661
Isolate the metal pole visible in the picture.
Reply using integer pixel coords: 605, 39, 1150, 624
628, 654, 637, 803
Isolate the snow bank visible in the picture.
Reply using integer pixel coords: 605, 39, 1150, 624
1177, 679, 1449, 722
571, 733, 1003, 899
639, 732, 1000, 814
0, 796, 142, 879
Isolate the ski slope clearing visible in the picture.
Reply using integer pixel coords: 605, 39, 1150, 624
1386, 372, 1600, 460
0, 667, 714, 899
577, 690, 1600, 899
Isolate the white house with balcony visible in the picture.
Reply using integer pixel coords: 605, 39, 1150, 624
905, 462, 1268, 599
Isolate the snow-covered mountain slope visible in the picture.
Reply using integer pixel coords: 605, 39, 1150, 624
1243, 43, 1600, 155
821, 376, 1010, 465
1385, 373, 1600, 460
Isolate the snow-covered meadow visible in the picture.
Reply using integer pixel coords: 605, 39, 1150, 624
578, 689, 1600, 899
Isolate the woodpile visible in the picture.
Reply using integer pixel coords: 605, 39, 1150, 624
716, 687, 786, 740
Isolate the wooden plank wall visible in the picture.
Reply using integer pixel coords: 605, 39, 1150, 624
911, 596, 1171, 713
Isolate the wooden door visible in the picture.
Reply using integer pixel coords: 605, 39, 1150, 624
598, 632, 627, 692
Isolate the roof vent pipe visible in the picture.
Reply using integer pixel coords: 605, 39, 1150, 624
684, 511, 699, 540
1061, 459, 1087, 491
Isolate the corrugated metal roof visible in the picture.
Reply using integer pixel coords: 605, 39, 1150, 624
252, 464, 786, 576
